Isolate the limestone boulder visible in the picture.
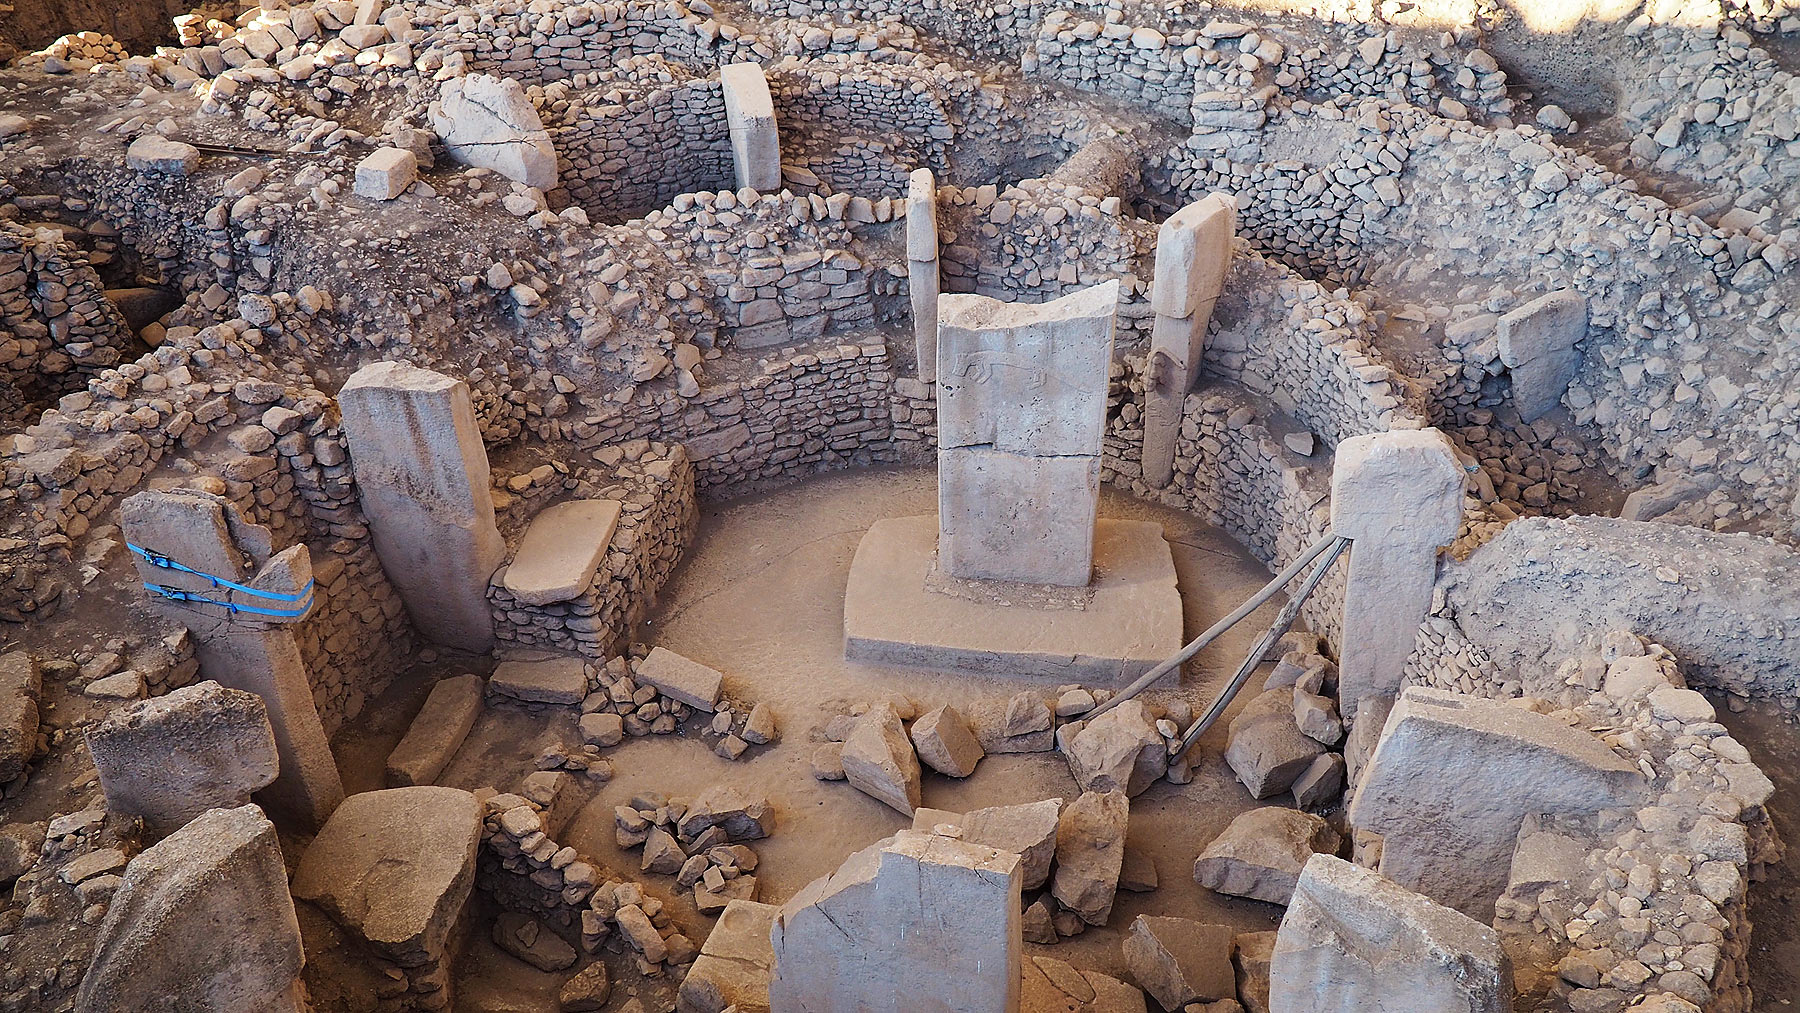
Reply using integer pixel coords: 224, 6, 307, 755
385, 674, 483, 787
910, 704, 984, 778
840, 703, 921, 815
1051, 790, 1129, 926
0, 651, 41, 784
86, 680, 279, 832
429, 74, 558, 189
678, 785, 774, 841
1121, 915, 1236, 1010
1223, 688, 1324, 799
1193, 807, 1340, 905
1065, 699, 1167, 797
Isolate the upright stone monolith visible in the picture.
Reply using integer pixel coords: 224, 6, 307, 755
907, 168, 941, 382
1329, 428, 1465, 717
338, 361, 504, 653
1143, 193, 1235, 487
720, 63, 780, 191
1497, 290, 1587, 423
937, 280, 1119, 587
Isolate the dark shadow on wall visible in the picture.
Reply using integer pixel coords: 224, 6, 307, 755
0, 0, 213, 59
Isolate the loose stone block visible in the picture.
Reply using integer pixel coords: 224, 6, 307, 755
501, 499, 622, 605
0, 651, 41, 784
353, 147, 418, 200
840, 702, 921, 815
1347, 687, 1643, 919
1271, 854, 1513, 1013
1052, 789, 1129, 926
1192, 807, 1340, 905
936, 281, 1119, 586
385, 673, 483, 787
1065, 698, 1167, 797
1329, 429, 1466, 716
909, 704, 984, 778
1122, 915, 1237, 1009
86, 680, 279, 833
339, 361, 505, 653
677, 899, 779, 1013
1497, 290, 1587, 422
1144, 193, 1236, 487
78, 804, 304, 1013
770, 829, 1021, 1013
720, 63, 780, 191
489, 657, 587, 705
430, 74, 558, 189
1224, 688, 1325, 799
126, 135, 200, 175
634, 647, 723, 711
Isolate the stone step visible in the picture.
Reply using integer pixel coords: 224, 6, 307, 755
501, 498, 622, 606
385, 673, 484, 787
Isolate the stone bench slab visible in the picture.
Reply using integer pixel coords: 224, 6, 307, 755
489, 658, 587, 705
385, 674, 484, 787
502, 499, 622, 606
635, 647, 724, 712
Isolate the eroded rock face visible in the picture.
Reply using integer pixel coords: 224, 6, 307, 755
429, 73, 559, 189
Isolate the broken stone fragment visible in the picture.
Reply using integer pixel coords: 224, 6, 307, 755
353, 146, 418, 200
910, 704, 984, 778
559, 960, 611, 1011
1065, 698, 1167, 797
493, 910, 576, 971
634, 647, 723, 712
642, 828, 687, 874
0, 651, 40, 784
1291, 689, 1342, 745
126, 135, 200, 175
913, 798, 1063, 891
839, 702, 921, 815
678, 785, 774, 841
1193, 807, 1341, 905
1289, 753, 1344, 810
578, 711, 624, 748
1119, 844, 1158, 892
1122, 914, 1237, 1009
489, 657, 588, 705
678, 899, 777, 1011
810, 743, 845, 781
1223, 688, 1325, 799
742, 702, 778, 744
1051, 790, 1129, 926
429, 73, 558, 189
1233, 931, 1276, 1013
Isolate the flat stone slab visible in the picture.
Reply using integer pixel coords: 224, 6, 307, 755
385, 674, 483, 787
635, 647, 723, 712
501, 499, 622, 606
489, 657, 588, 705
844, 515, 1183, 683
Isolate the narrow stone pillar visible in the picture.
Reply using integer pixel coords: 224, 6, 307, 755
720, 63, 780, 192
937, 281, 1119, 587
1497, 290, 1587, 422
906, 168, 940, 383
338, 361, 504, 653
1143, 193, 1235, 488
119, 491, 344, 830
1329, 429, 1465, 716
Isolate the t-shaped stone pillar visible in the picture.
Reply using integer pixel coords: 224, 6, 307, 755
337, 362, 504, 653
720, 63, 781, 192
1143, 194, 1235, 488
120, 491, 344, 830
1329, 429, 1465, 716
907, 168, 940, 383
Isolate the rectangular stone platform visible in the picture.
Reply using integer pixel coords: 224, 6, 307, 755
843, 514, 1184, 684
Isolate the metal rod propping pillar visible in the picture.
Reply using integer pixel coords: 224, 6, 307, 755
1175, 535, 1351, 756
1080, 531, 1344, 726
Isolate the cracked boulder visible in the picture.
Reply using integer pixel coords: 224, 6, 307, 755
840, 702, 921, 815
429, 73, 558, 189
1065, 699, 1167, 797
1224, 688, 1325, 799
1051, 790, 1129, 926
1193, 807, 1340, 905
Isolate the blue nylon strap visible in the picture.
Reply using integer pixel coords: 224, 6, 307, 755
126, 541, 315, 603
143, 583, 315, 619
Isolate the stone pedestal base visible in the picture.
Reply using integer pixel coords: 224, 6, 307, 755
843, 515, 1184, 683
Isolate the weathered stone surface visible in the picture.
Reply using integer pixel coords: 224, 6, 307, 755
907, 168, 940, 381
1023, 953, 1148, 1012
292, 787, 482, 964
1290, 753, 1345, 810
1122, 915, 1236, 1009
126, 134, 200, 175
77, 805, 302, 1013
1234, 931, 1276, 1013
1350, 688, 1643, 918
1144, 193, 1236, 487
1065, 699, 1167, 797
494, 910, 577, 971
353, 146, 417, 200
679, 785, 774, 841
1224, 688, 1325, 799
677, 899, 778, 1013
1193, 807, 1340, 905
1271, 855, 1513, 1013
385, 674, 483, 787
719, 63, 780, 191
1052, 790, 1129, 926
430, 73, 558, 188
86, 680, 279, 833
489, 657, 587, 705
1330, 430, 1466, 717
937, 281, 1120, 586
913, 797, 1063, 891
339, 362, 505, 653
910, 704, 984, 778
1497, 290, 1587, 422
501, 499, 622, 606
0, 651, 41, 784
559, 961, 611, 1012
840, 702, 921, 815
635, 647, 723, 711
770, 829, 1020, 1013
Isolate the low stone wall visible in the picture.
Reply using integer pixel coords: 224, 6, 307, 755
548, 70, 735, 223
0, 219, 130, 388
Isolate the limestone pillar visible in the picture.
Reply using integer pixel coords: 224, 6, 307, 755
907, 168, 940, 382
1497, 290, 1587, 422
937, 281, 1119, 587
769, 828, 1021, 1013
1329, 429, 1465, 716
720, 63, 780, 192
1143, 193, 1235, 487
337, 361, 504, 653
119, 491, 344, 830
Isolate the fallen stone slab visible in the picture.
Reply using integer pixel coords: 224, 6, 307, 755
292, 786, 482, 965
1065, 699, 1167, 797
1122, 915, 1237, 1009
1193, 807, 1340, 905
501, 499, 622, 606
77, 804, 303, 1013
1271, 854, 1513, 1012
678, 785, 774, 841
1052, 790, 1129, 926
430, 73, 558, 189
0, 651, 42, 784
1223, 688, 1325, 799
1348, 687, 1643, 918
840, 702, 921, 815
85, 680, 279, 833
910, 704, 984, 778
770, 828, 1021, 1012
913, 798, 1063, 891
489, 657, 587, 705
493, 911, 576, 972
635, 647, 723, 712
677, 898, 778, 1013
385, 674, 483, 787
